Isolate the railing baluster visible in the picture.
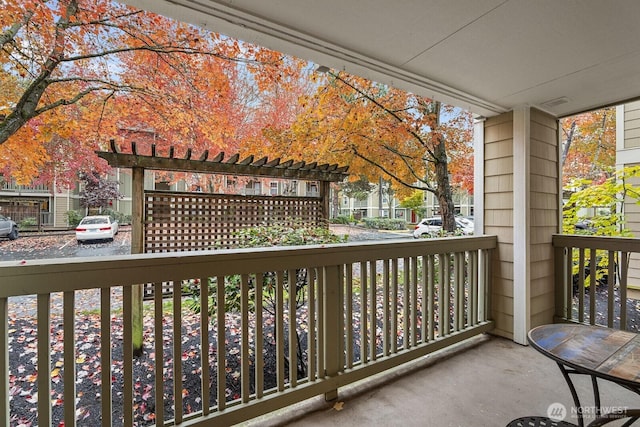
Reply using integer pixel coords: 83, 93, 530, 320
565, 247, 573, 321
369, 261, 376, 360
276, 271, 285, 391
287, 269, 297, 388
403, 257, 410, 350
173, 279, 183, 422
607, 251, 615, 328
345, 265, 353, 368
316, 268, 325, 378
383, 259, 391, 355
0, 297, 7, 427
620, 252, 629, 330
458, 252, 466, 330
453, 253, 462, 332
307, 268, 316, 381
469, 251, 478, 326
589, 249, 597, 325
255, 273, 264, 396
37, 294, 52, 426
411, 256, 418, 346
578, 248, 585, 323
360, 261, 368, 363
100, 288, 112, 427
391, 259, 399, 353
427, 255, 435, 341
216, 275, 226, 412
154, 282, 165, 423
200, 277, 210, 415
63, 291, 76, 427
437, 254, 446, 337
123, 285, 133, 426
241, 273, 251, 400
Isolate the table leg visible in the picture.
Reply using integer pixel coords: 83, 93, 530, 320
557, 362, 585, 427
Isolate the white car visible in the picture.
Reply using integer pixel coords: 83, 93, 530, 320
413, 216, 474, 238
0, 215, 18, 240
76, 215, 119, 243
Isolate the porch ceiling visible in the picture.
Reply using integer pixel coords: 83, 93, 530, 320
122, 0, 640, 118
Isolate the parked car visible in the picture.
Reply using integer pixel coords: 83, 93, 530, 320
0, 215, 19, 240
413, 216, 474, 238
75, 215, 119, 243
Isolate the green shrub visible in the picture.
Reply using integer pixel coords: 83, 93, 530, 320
361, 217, 407, 230
103, 208, 131, 225
330, 215, 355, 224
66, 210, 83, 228
19, 217, 37, 228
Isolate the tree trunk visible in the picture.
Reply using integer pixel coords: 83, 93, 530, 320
434, 136, 456, 232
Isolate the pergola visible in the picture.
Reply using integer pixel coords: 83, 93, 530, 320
97, 139, 349, 254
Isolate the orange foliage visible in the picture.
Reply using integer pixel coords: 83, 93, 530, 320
0, 0, 307, 186
245, 70, 474, 200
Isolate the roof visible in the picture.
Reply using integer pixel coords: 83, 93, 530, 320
122, 0, 640, 118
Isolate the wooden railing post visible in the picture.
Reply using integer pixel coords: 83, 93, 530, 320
554, 245, 567, 321
323, 264, 342, 401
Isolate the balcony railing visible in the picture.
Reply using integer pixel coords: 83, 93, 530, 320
553, 234, 640, 331
0, 236, 495, 426
0, 180, 51, 193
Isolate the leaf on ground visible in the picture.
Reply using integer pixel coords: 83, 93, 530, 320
333, 401, 345, 411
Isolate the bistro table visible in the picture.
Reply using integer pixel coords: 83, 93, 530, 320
527, 323, 640, 427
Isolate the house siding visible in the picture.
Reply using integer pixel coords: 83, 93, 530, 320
618, 102, 640, 289
484, 109, 559, 340
484, 112, 515, 338
528, 108, 559, 330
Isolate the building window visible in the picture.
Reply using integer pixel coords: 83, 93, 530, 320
246, 180, 261, 195
270, 182, 278, 195
306, 181, 319, 196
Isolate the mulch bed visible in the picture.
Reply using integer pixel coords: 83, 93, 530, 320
8, 309, 288, 427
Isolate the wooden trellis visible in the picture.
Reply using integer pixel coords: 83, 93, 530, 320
97, 140, 349, 296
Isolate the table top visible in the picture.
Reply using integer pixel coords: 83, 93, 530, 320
528, 324, 640, 388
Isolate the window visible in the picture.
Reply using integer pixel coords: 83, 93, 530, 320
270, 182, 278, 195
306, 181, 319, 196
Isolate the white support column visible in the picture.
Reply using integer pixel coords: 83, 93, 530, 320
473, 117, 485, 234
513, 106, 531, 344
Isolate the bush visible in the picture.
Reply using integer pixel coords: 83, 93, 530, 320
361, 217, 407, 230
19, 217, 37, 228
66, 210, 83, 228
103, 208, 132, 225
330, 215, 354, 225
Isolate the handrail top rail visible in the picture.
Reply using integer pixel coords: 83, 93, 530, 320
0, 235, 497, 298
552, 234, 640, 251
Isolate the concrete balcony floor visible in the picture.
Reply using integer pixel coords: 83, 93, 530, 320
252, 334, 640, 427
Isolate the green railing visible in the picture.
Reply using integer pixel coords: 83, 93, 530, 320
0, 236, 495, 426
553, 234, 640, 331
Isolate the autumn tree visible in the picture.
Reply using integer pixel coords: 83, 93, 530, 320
79, 171, 123, 210
0, 0, 308, 187
561, 107, 616, 186
248, 69, 473, 232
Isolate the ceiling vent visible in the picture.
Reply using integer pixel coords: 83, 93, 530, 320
540, 96, 570, 109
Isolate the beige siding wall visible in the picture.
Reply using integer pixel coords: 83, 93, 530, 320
619, 102, 640, 288
53, 191, 72, 228
484, 112, 514, 338
625, 162, 640, 288
529, 109, 559, 327
624, 101, 640, 148
484, 109, 559, 339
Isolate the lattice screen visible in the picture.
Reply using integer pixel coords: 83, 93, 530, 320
144, 191, 324, 253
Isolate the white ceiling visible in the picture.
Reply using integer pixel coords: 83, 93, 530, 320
123, 0, 640, 118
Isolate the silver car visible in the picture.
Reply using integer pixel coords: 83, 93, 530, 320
0, 214, 19, 240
